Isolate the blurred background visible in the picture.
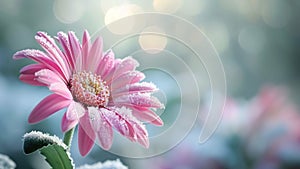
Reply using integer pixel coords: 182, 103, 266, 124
1, 0, 300, 168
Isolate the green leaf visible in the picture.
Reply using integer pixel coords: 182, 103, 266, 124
23, 131, 74, 169
40, 144, 74, 169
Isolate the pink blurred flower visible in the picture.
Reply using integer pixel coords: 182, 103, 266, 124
13, 30, 164, 156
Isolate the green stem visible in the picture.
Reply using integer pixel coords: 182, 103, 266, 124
63, 127, 75, 150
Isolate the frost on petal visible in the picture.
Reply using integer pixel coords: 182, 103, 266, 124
56, 31, 74, 70
96, 119, 113, 150
113, 56, 139, 78
78, 113, 95, 156
110, 71, 145, 90
66, 101, 85, 121
88, 107, 113, 150
112, 82, 158, 96
13, 49, 67, 83
113, 93, 164, 109
101, 107, 149, 147
35, 69, 63, 85
35, 31, 71, 77
29, 94, 71, 123
95, 50, 113, 78
49, 82, 72, 99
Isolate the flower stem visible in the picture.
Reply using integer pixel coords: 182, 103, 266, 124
63, 127, 75, 150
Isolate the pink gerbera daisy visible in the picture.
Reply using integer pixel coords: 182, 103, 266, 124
13, 30, 164, 156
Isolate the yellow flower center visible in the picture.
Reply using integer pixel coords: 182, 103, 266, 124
71, 71, 110, 107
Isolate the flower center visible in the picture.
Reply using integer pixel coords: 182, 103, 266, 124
70, 71, 110, 107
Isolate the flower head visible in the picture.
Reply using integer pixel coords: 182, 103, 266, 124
13, 30, 164, 156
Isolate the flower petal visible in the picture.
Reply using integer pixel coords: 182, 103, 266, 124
35, 31, 71, 78
113, 56, 139, 78
97, 119, 113, 150
28, 94, 71, 123
109, 71, 145, 90
82, 30, 91, 71
112, 93, 164, 109
96, 50, 114, 78
57, 31, 74, 70
131, 107, 163, 126
88, 36, 103, 72
112, 82, 158, 96
88, 107, 113, 150
78, 113, 95, 156
20, 63, 46, 74
61, 112, 78, 132
49, 83, 72, 99
101, 107, 149, 147
13, 49, 67, 83
68, 31, 83, 71
19, 64, 46, 86
19, 74, 45, 86
66, 101, 85, 121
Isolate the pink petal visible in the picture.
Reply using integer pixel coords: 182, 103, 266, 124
35, 69, 64, 85
35, 32, 70, 80
131, 107, 163, 126
61, 112, 78, 132
49, 83, 72, 99
82, 30, 91, 71
88, 107, 113, 150
66, 101, 85, 121
134, 123, 149, 148
68, 31, 83, 71
101, 108, 131, 137
34, 69, 72, 99
112, 93, 164, 109
78, 113, 95, 156
57, 31, 74, 70
101, 107, 149, 146
101, 58, 121, 82
19, 74, 45, 86
28, 94, 72, 123
87, 36, 103, 72
112, 82, 158, 96
95, 50, 113, 78
13, 49, 67, 83
97, 118, 113, 150
109, 71, 145, 90
113, 56, 139, 79
20, 64, 46, 74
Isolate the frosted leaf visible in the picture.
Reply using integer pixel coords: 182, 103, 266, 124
0, 154, 16, 169
77, 159, 128, 169
23, 131, 67, 154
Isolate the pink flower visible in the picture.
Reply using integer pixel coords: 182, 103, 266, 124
13, 30, 164, 156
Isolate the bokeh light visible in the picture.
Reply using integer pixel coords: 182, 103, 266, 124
104, 4, 143, 35
138, 26, 167, 54
53, 0, 85, 24
152, 0, 182, 14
